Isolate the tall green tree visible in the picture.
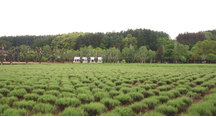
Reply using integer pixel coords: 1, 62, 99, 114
155, 45, 164, 63
95, 51, 98, 63
122, 34, 137, 48
102, 51, 106, 63
148, 49, 156, 63
0, 44, 7, 65
7, 47, 15, 65
17, 45, 24, 64
87, 50, 91, 63
138, 46, 148, 63
60, 48, 66, 63
80, 50, 83, 63
70, 49, 75, 64
121, 44, 135, 63
206, 53, 216, 62
38, 47, 44, 64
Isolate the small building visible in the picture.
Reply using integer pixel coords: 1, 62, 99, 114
73, 57, 102, 63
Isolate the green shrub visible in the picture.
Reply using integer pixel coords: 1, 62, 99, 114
166, 99, 187, 112
144, 80, 153, 84
120, 87, 134, 94
100, 98, 121, 109
15, 85, 32, 93
13, 100, 36, 110
71, 80, 81, 85
110, 78, 118, 82
163, 79, 172, 84
0, 88, 10, 96
195, 79, 205, 85
56, 98, 81, 110
139, 90, 155, 97
74, 83, 87, 89
159, 91, 175, 99
129, 102, 148, 113
48, 85, 60, 90
127, 92, 144, 101
186, 91, 201, 99
210, 88, 216, 93
60, 87, 75, 93
45, 90, 60, 96
114, 94, 133, 104
139, 78, 145, 83
76, 87, 91, 94
0, 96, 18, 106
94, 81, 102, 86
32, 89, 45, 95
176, 88, 188, 94
149, 78, 158, 83
169, 90, 181, 98
109, 90, 122, 98
0, 83, 5, 88
59, 107, 86, 116
145, 111, 165, 116
179, 97, 193, 105
141, 98, 160, 109
121, 83, 132, 88
94, 92, 110, 101
201, 82, 215, 88
106, 82, 116, 87
139, 84, 151, 90
176, 84, 191, 89
33, 103, 56, 114
157, 85, 171, 91
37, 94, 57, 104
0, 94, 3, 99
4, 85, 15, 91
155, 105, 178, 116
185, 77, 193, 81
172, 82, 179, 86
77, 93, 94, 103
190, 86, 208, 95
0, 104, 10, 114
155, 96, 170, 103
58, 92, 76, 98
98, 84, 107, 89
115, 85, 122, 91
124, 80, 133, 84
177, 80, 186, 84
132, 79, 138, 84
131, 87, 142, 92
1, 108, 29, 116
104, 86, 115, 91
33, 85, 47, 90
81, 102, 106, 116
158, 81, 167, 86
7, 89, 27, 98
204, 93, 216, 100
187, 101, 216, 116
24, 93, 39, 101
185, 82, 196, 87
81, 79, 91, 83
112, 107, 136, 116
92, 88, 105, 94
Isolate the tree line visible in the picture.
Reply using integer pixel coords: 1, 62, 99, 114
0, 29, 216, 65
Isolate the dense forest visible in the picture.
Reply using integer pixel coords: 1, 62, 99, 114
0, 29, 216, 64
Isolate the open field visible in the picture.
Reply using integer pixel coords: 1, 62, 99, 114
0, 64, 216, 116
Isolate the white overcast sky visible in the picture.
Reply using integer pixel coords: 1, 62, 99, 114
0, 0, 215, 39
